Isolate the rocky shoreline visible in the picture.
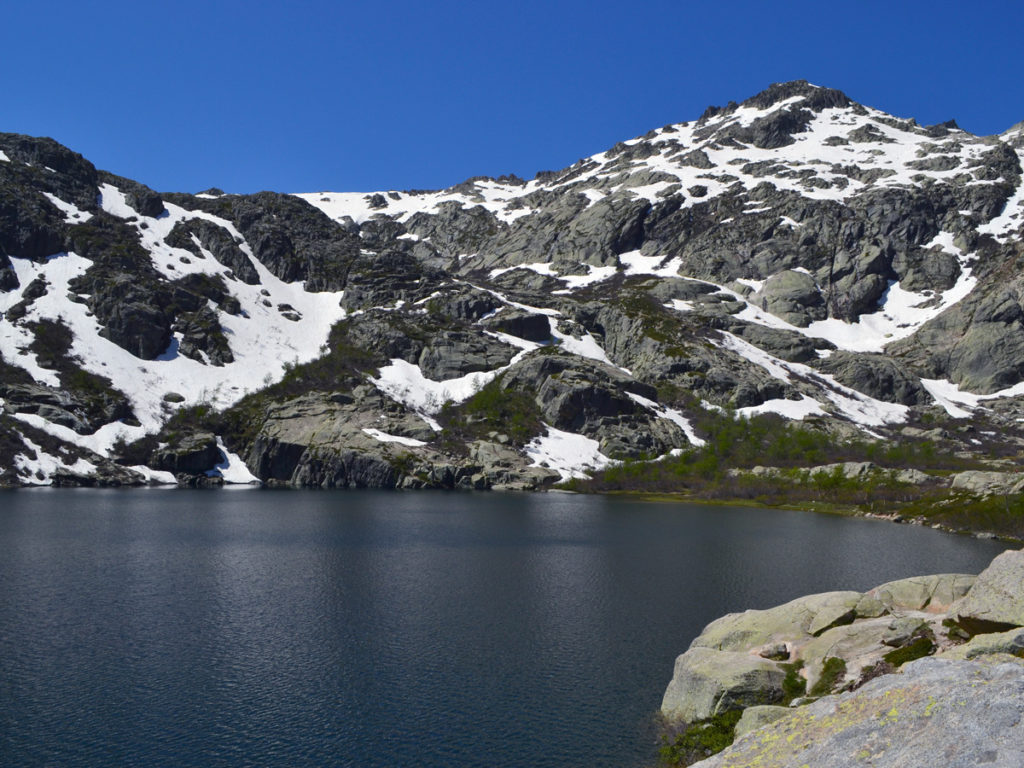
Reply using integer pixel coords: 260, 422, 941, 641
659, 548, 1024, 766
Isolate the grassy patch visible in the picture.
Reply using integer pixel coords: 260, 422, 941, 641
808, 657, 847, 697
582, 407, 975, 491
900, 491, 1024, 539
659, 710, 742, 767
435, 376, 543, 453
883, 636, 935, 667
780, 660, 807, 703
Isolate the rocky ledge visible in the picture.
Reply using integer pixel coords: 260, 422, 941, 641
660, 548, 1024, 766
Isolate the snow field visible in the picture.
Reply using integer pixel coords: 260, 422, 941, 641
0, 184, 350, 482
525, 425, 612, 481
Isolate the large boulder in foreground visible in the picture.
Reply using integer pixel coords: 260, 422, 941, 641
956, 549, 1024, 633
696, 657, 1024, 768
661, 648, 787, 722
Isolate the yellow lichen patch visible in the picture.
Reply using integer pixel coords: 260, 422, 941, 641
712, 686, 926, 767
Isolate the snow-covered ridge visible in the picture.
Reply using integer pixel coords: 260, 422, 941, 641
297, 85, 1009, 230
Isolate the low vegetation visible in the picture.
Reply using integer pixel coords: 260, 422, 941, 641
883, 636, 936, 667
573, 408, 971, 487
780, 660, 807, 703
435, 376, 543, 453
808, 657, 847, 697
563, 405, 1024, 537
658, 710, 742, 767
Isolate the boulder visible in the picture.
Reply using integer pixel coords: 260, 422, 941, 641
696, 657, 1024, 768
817, 351, 930, 406
950, 470, 1024, 496
868, 573, 976, 613
481, 310, 552, 342
152, 432, 223, 475
661, 647, 787, 722
807, 461, 875, 480
751, 270, 826, 327
416, 331, 517, 380
729, 322, 823, 363
941, 627, 1024, 660
956, 549, 1024, 632
690, 591, 863, 651
895, 468, 931, 485
427, 286, 502, 322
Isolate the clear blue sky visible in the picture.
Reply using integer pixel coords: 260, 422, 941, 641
7, 0, 1024, 194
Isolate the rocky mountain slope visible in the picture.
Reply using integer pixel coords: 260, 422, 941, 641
2, 80, 1024, 490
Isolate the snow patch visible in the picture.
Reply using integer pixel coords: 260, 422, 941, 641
361, 428, 428, 447
626, 392, 705, 446
127, 465, 178, 485
619, 250, 683, 279
370, 359, 492, 419
737, 395, 826, 420
549, 317, 620, 369
920, 377, 1024, 418
714, 332, 907, 427
210, 436, 261, 483
11, 413, 147, 455
14, 433, 97, 485
42, 193, 93, 223
524, 425, 612, 481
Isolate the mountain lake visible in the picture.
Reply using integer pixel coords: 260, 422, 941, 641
0, 488, 1007, 767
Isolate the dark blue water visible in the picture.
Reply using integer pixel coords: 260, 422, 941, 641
0, 489, 1007, 767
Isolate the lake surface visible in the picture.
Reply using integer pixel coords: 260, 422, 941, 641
0, 489, 1007, 767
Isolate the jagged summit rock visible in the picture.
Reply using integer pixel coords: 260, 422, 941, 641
740, 80, 854, 112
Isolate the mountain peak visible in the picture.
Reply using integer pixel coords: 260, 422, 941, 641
740, 80, 853, 111
698, 80, 854, 123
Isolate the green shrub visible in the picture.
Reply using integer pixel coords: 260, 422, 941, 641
808, 657, 847, 697
780, 660, 807, 703
659, 709, 742, 767
436, 376, 543, 450
883, 636, 935, 667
